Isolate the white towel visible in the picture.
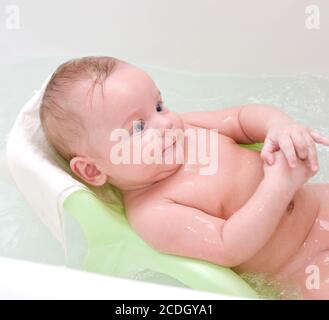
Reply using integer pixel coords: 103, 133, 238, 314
6, 74, 87, 247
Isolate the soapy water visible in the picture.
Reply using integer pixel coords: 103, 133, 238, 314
1, 57, 329, 297
239, 272, 302, 300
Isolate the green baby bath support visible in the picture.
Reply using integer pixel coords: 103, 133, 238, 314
62, 143, 264, 298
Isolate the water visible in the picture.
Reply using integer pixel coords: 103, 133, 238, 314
1, 57, 329, 289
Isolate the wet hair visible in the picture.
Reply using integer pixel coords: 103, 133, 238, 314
39, 56, 120, 161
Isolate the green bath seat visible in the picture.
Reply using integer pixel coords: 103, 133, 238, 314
62, 143, 263, 298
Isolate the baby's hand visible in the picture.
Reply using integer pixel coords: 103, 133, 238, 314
263, 150, 317, 192
261, 122, 329, 171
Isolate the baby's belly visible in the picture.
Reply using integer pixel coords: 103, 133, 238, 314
276, 184, 329, 277
233, 184, 321, 275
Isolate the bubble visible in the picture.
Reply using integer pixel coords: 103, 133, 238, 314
319, 219, 329, 232
240, 272, 301, 299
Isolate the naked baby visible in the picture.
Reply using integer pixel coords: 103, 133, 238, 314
40, 56, 329, 299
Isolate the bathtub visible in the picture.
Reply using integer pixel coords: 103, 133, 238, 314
1, 0, 329, 299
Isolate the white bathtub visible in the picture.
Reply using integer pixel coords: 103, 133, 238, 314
1, 0, 328, 299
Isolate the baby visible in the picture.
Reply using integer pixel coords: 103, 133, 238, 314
40, 56, 329, 299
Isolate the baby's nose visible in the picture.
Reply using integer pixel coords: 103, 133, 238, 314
155, 117, 173, 135
161, 119, 173, 136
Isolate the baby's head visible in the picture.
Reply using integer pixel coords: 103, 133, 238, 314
40, 56, 184, 191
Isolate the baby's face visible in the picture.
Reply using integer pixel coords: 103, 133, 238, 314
74, 62, 185, 190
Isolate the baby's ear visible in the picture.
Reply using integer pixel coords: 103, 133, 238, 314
70, 156, 108, 186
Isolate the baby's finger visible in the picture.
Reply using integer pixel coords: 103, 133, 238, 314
310, 131, 329, 146
261, 137, 276, 165
278, 135, 297, 168
290, 131, 308, 160
262, 151, 275, 165
303, 133, 318, 172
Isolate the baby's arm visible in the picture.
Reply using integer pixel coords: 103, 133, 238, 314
182, 104, 329, 170
129, 176, 295, 267
181, 104, 291, 144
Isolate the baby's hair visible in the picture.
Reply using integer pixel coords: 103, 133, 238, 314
39, 56, 120, 161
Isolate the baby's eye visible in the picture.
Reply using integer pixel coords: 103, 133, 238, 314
156, 102, 164, 112
132, 119, 146, 134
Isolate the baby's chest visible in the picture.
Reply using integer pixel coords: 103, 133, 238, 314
160, 131, 258, 218
166, 170, 226, 217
